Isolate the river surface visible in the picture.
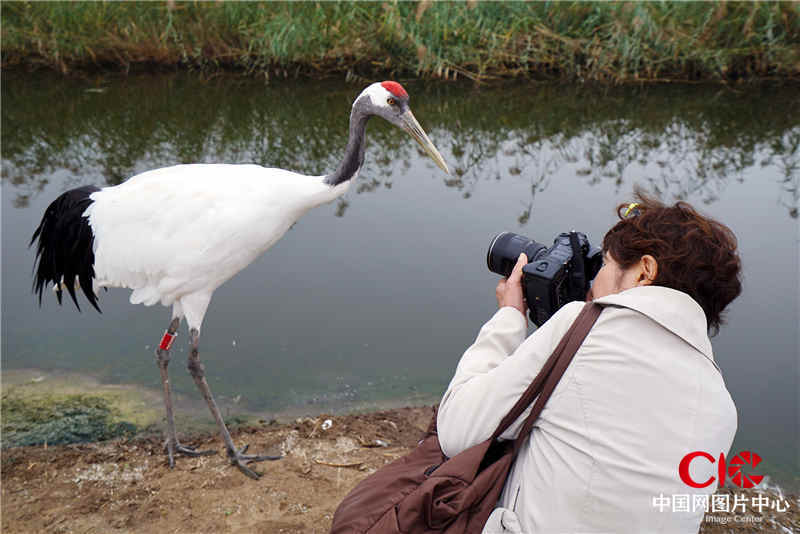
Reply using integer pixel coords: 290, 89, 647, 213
2, 73, 798, 490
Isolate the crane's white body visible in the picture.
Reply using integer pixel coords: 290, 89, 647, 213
85, 164, 351, 330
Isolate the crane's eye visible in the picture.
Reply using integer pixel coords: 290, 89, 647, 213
387, 97, 397, 107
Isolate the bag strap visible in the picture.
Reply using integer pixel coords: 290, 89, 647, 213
489, 302, 603, 445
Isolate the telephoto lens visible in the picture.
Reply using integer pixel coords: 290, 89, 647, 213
486, 232, 547, 277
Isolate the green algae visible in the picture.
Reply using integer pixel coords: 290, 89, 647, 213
0, 370, 164, 448
2, 393, 137, 448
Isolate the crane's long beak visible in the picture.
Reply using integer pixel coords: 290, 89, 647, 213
400, 110, 450, 175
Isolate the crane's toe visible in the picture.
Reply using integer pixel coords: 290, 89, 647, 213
228, 444, 282, 479
164, 439, 217, 468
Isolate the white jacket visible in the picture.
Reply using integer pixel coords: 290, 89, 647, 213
437, 286, 737, 534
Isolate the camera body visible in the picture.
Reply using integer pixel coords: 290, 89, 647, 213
487, 231, 603, 326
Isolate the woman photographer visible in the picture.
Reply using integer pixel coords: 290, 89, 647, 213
437, 191, 742, 533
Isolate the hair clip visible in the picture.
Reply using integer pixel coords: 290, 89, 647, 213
623, 202, 641, 217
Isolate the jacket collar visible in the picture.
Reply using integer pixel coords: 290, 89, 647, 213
592, 286, 718, 370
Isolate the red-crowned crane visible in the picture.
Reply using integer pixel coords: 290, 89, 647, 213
30, 81, 449, 479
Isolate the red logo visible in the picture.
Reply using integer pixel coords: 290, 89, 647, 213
679, 451, 764, 489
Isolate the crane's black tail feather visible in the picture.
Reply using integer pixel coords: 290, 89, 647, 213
30, 185, 102, 313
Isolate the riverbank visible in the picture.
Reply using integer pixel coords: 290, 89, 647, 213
3, 372, 799, 532
2, 2, 799, 83
2, 408, 798, 534
1, 369, 442, 449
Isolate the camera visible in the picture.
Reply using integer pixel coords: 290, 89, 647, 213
487, 231, 603, 326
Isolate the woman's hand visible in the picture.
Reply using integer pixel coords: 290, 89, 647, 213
495, 253, 528, 320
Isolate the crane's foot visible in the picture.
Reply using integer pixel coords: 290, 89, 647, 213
227, 444, 282, 480
165, 438, 217, 468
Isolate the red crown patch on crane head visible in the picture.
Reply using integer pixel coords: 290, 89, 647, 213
381, 81, 409, 99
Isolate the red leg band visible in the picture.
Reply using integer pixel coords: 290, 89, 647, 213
159, 331, 177, 351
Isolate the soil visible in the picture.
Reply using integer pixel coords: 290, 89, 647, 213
1, 407, 433, 534
2, 406, 798, 534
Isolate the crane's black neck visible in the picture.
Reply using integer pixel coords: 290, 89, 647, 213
324, 106, 370, 187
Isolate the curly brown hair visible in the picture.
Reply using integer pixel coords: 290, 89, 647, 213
602, 189, 742, 335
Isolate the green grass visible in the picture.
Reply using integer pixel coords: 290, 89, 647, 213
2, 1, 799, 82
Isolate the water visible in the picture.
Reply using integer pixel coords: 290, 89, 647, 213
2, 73, 798, 490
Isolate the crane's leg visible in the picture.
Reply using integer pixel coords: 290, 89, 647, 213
155, 317, 215, 467
187, 328, 281, 479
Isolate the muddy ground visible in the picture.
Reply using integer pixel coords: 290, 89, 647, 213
3, 405, 799, 534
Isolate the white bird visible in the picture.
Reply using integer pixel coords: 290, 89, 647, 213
30, 81, 449, 479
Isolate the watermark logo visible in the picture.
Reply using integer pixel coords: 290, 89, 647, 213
651, 492, 791, 514
678, 450, 764, 489
654, 449, 793, 524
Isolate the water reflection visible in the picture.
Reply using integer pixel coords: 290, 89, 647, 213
3, 73, 798, 219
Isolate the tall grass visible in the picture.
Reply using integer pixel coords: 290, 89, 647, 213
2, 1, 799, 82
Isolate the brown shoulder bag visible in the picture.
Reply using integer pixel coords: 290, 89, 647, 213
330, 302, 602, 534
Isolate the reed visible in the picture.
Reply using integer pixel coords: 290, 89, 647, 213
2, 1, 799, 83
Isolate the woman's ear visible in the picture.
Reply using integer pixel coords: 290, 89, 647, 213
638, 255, 658, 285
